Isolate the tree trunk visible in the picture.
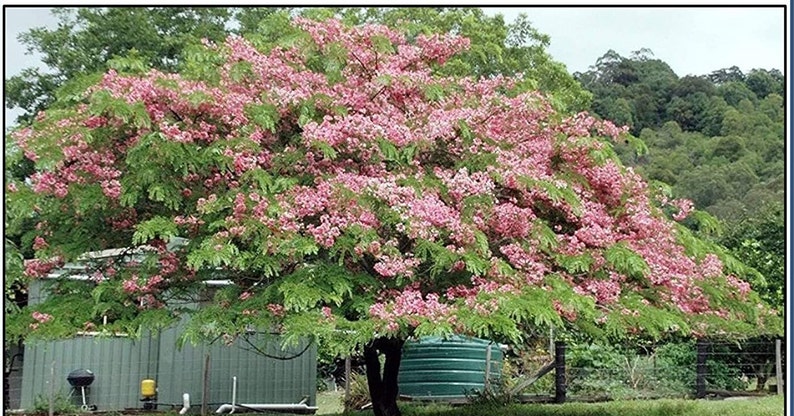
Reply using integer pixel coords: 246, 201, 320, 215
364, 337, 405, 416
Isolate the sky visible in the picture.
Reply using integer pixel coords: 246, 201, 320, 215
2, 6, 787, 124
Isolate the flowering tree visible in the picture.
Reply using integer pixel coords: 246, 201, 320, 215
5, 18, 778, 416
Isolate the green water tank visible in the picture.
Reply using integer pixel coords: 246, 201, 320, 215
398, 335, 502, 399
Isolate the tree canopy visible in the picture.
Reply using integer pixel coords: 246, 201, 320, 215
6, 7, 590, 126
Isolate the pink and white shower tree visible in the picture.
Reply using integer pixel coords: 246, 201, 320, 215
6, 18, 778, 416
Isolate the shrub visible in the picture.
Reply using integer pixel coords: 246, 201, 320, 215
33, 392, 78, 415
342, 372, 371, 412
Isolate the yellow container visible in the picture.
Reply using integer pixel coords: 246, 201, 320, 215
141, 379, 156, 398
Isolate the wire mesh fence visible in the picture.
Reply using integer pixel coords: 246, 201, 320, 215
504, 337, 785, 402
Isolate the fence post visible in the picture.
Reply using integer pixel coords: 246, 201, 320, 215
554, 341, 566, 403
201, 353, 210, 416
776, 339, 783, 395
344, 356, 351, 401
695, 340, 707, 399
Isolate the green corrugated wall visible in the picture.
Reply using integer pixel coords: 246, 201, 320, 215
19, 330, 317, 412
19, 334, 159, 410
18, 282, 317, 412
156, 325, 317, 408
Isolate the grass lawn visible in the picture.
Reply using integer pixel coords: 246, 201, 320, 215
316, 390, 345, 414
316, 393, 784, 416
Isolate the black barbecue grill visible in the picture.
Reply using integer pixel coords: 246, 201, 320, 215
67, 369, 96, 411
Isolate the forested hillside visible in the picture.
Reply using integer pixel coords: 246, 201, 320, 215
575, 49, 784, 311
575, 49, 783, 223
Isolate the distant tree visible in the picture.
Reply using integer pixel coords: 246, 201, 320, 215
576, 49, 678, 134
6, 7, 234, 124
672, 75, 715, 98
744, 68, 783, 99
707, 66, 744, 85
717, 81, 757, 107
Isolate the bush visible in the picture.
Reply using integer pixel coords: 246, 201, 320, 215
342, 372, 371, 412
567, 343, 629, 398
654, 341, 697, 393
33, 392, 78, 415
655, 341, 748, 393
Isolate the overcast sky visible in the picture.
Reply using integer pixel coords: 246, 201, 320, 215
3, 6, 787, 124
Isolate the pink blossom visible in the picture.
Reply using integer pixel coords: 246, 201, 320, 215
32, 311, 53, 323
24, 257, 63, 278
32, 236, 49, 250
373, 255, 421, 278
267, 303, 286, 317
671, 198, 695, 221
122, 276, 140, 293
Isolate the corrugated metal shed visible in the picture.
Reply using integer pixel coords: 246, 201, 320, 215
157, 324, 317, 408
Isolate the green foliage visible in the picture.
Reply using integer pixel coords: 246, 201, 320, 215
4, 239, 26, 317
246, 103, 280, 133
720, 202, 784, 313
7, 7, 233, 124
88, 90, 151, 128
277, 264, 354, 311
133, 217, 179, 245
655, 341, 747, 392
563, 339, 753, 401
604, 243, 650, 281
33, 391, 78, 415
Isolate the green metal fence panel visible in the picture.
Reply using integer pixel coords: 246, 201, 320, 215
155, 324, 317, 409
18, 282, 317, 412
19, 334, 159, 411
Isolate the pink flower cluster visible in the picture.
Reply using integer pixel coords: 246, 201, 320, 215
435, 167, 495, 203
577, 276, 623, 305
267, 303, 286, 317
32, 311, 53, 323
24, 257, 64, 278
369, 288, 451, 331
29, 311, 54, 330
373, 254, 421, 278
671, 198, 695, 221
490, 203, 535, 239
